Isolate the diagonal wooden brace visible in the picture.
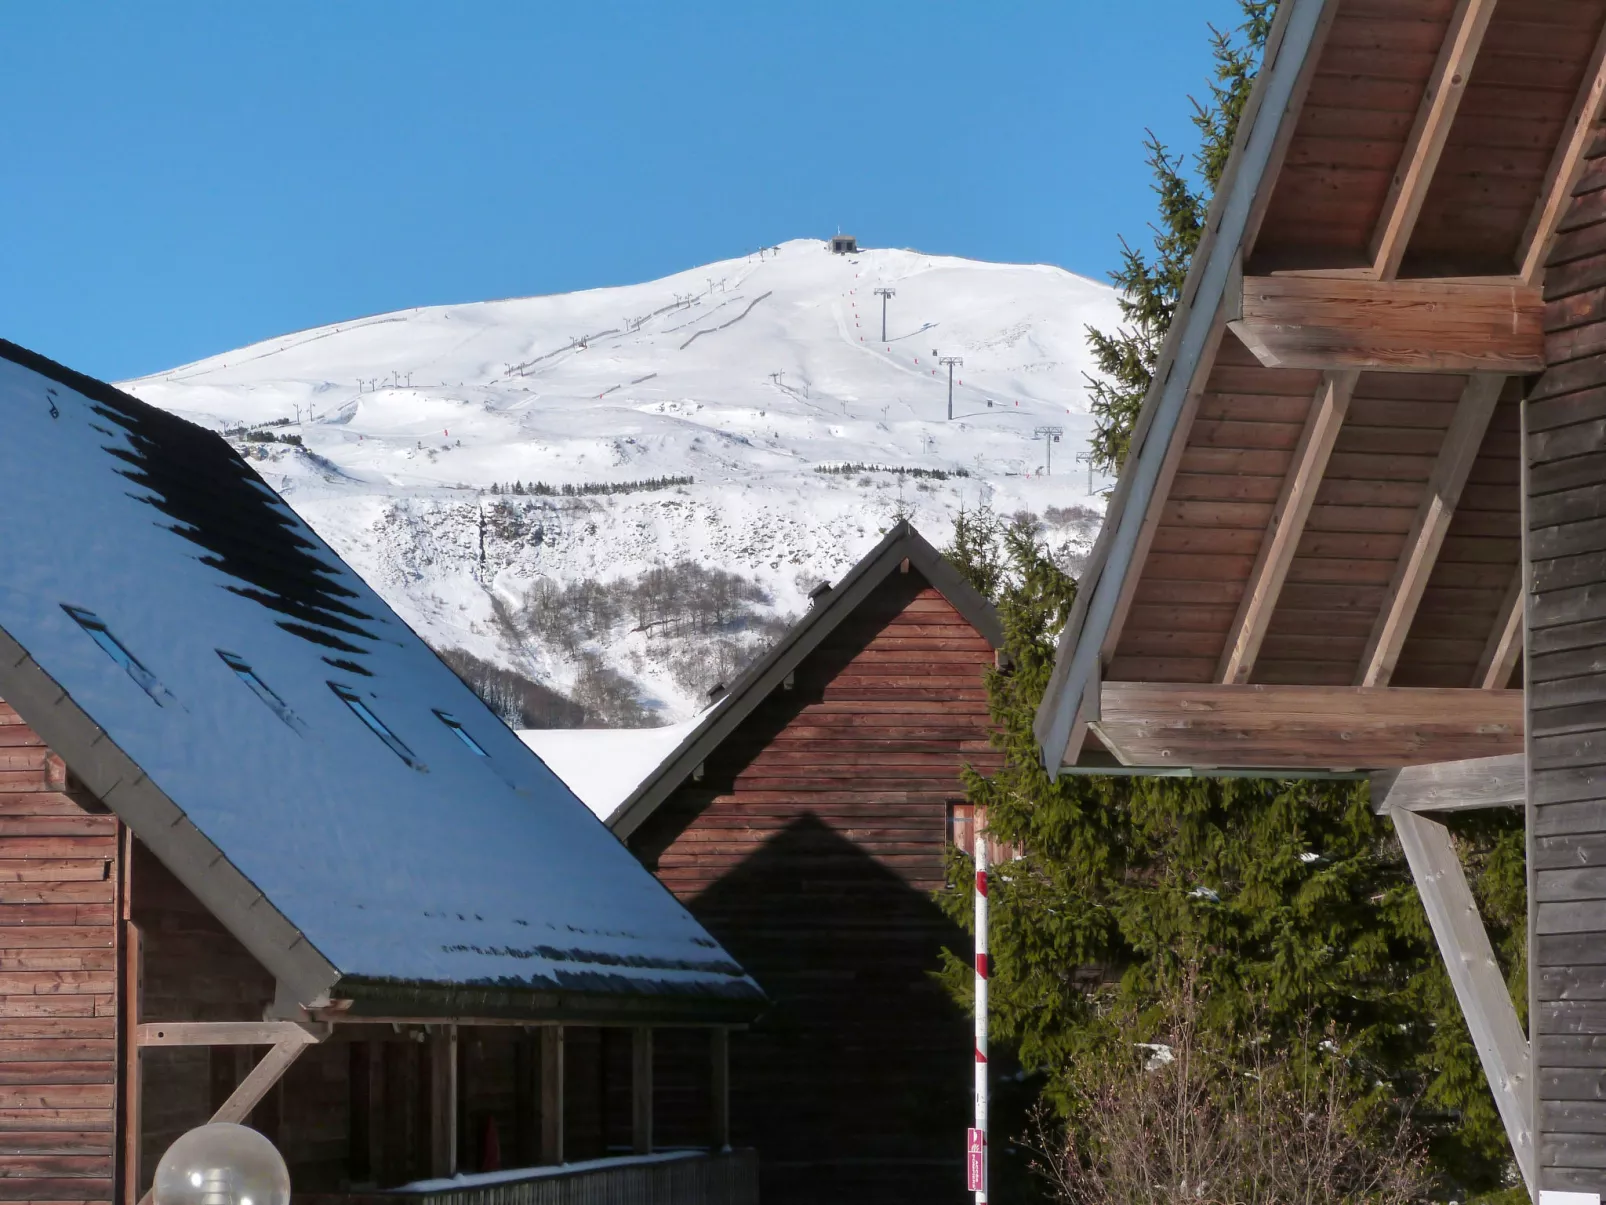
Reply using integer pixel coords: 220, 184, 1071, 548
134, 1021, 327, 1205
1389, 806, 1534, 1195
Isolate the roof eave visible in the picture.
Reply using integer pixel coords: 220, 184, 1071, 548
0, 621, 343, 1006
1032, 0, 1336, 774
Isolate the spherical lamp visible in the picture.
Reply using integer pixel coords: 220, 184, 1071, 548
152, 1123, 290, 1205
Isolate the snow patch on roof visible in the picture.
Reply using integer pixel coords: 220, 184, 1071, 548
519, 718, 703, 819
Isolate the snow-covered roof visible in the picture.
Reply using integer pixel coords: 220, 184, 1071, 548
518, 718, 704, 820
0, 340, 761, 1021
607, 521, 1002, 840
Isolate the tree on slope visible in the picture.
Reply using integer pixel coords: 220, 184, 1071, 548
939, 2, 1528, 1194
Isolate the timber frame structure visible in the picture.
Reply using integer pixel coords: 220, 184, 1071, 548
1035, 0, 1606, 1197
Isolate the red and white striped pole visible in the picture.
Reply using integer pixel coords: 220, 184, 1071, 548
968, 832, 990, 1204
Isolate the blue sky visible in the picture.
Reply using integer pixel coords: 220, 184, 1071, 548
1, 2, 1243, 381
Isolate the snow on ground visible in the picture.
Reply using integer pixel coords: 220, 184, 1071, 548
122, 238, 1117, 721
519, 718, 702, 819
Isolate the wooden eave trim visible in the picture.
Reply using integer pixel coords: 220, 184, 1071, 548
1367, 0, 1498, 280
1519, 20, 1606, 285
1033, 0, 1339, 772
1356, 374, 1505, 687
0, 621, 342, 1008
608, 521, 1001, 840
1218, 369, 1357, 684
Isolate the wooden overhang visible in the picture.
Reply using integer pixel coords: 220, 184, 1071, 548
1037, 0, 1606, 776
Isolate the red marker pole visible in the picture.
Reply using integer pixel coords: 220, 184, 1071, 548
969, 832, 989, 1203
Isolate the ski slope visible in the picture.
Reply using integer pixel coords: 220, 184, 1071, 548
123, 238, 1118, 721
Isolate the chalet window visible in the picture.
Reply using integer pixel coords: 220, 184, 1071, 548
217, 650, 306, 734
61, 605, 174, 707
329, 683, 418, 767
433, 710, 488, 756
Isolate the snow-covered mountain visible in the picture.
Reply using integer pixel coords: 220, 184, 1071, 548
123, 238, 1117, 723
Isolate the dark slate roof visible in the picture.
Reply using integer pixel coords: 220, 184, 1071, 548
0, 340, 761, 1022
608, 520, 1002, 840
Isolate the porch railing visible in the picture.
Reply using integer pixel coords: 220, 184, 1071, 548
302, 1149, 758, 1205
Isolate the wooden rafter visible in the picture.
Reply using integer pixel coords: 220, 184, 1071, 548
1369, 0, 1498, 279
1218, 370, 1357, 684
1519, 21, 1606, 284
1474, 566, 1524, 690
1370, 753, 1524, 814
1229, 276, 1542, 373
1090, 682, 1522, 771
1357, 374, 1505, 688
1388, 806, 1534, 1193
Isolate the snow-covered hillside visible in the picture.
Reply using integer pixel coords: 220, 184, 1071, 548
123, 238, 1117, 723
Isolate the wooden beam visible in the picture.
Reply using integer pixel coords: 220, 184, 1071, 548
711, 1028, 731, 1153
632, 1027, 653, 1156
1519, 21, 1606, 284
541, 1025, 564, 1165
1229, 276, 1542, 373
1389, 806, 1534, 1193
1358, 375, 1505, 687
1370, 753, 1524, 815
1368, 0, 1498, 278
120, 862, 141, 1205
137, 1020, 326, 1046
429, 1025, 458, 1179
1218, 370, 1357, 684
1091, 682, 1523, 770
1474, 566, 1525, 690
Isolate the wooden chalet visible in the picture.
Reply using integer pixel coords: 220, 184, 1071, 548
1034, 0, 1606, 1197
0, 341, 764, 1205
609, 522, 1005, 1205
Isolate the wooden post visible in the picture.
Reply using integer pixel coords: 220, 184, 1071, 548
119, 826, 142, 1205
367, 1040, 385, 1186
540, 1026, 564, 1165
710, 1028, 730, 1152
429, 1025, 458, 1178
631, 1027, 653, 1155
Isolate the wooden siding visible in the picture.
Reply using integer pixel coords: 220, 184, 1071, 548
0, 699, 118, 1205
628, 570, 998, 1205
1529, 126, 1606, 1193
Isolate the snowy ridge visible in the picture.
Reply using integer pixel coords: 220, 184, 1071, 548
123, 238, 1117, 721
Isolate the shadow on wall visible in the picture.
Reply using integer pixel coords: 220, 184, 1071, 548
691, 813, 973, 1205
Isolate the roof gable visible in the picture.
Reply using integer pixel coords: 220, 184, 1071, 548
608, 521, 1001, 840
0, 340, 760, 1017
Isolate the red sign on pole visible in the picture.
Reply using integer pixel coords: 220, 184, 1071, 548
967, 1128, 985, 1192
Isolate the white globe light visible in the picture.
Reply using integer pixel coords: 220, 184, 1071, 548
152, 1123, 289, 1205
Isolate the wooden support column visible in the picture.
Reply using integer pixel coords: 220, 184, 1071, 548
631, 1027, 653, 1156
541, 1025, 565, 1165
1219, 370, 1357, 683
119, 826, 142, 1205
710, 1028, 730, 1152
1389, 806, 1534, 1193
429, 1025, 458, 1179
1368, 0, 1497, 278
1358, 374, 1505, 687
